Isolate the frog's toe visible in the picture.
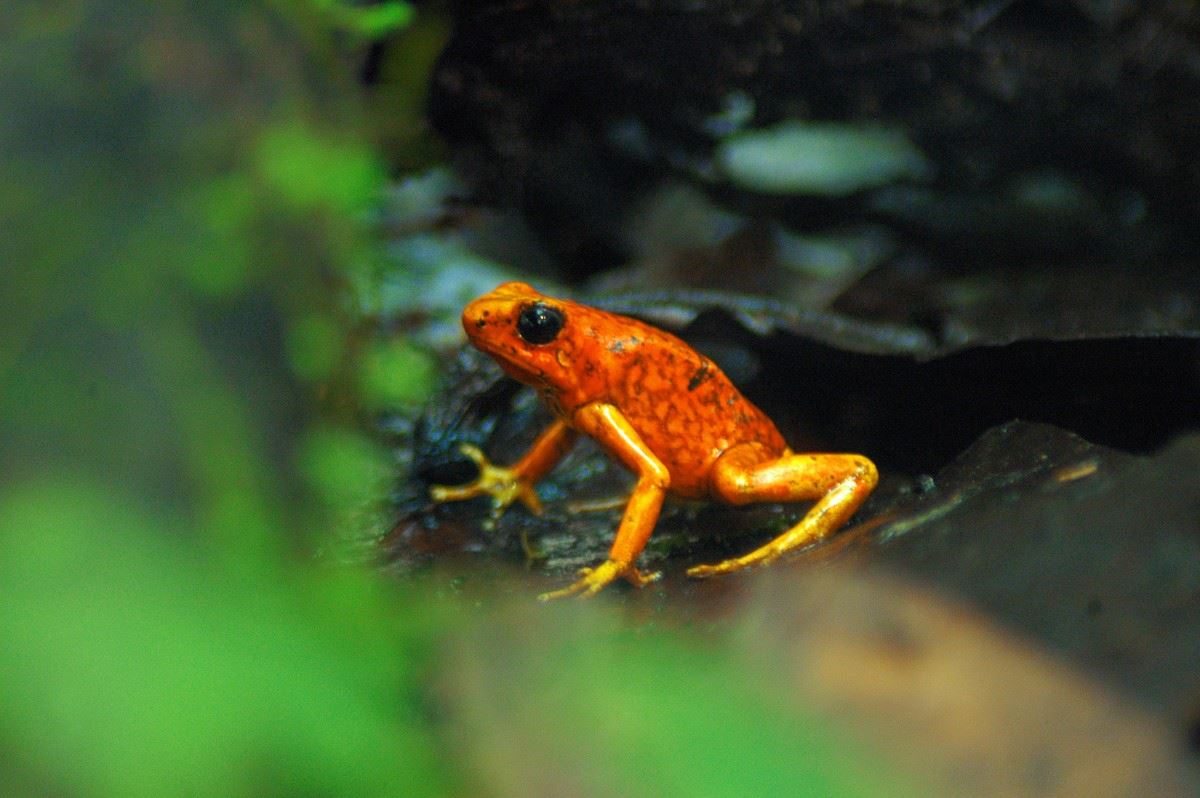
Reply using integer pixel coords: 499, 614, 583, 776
429, 481, 480, 503
624, 566, 661, 587
536, 579, 592, 601
687, 561, 743, 579
537, 559, 631, 601
686, 552, 772, 579
685, 562, 721, 579
456, 443, 489, 465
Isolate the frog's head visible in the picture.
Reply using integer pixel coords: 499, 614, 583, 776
461, 282, 584, 397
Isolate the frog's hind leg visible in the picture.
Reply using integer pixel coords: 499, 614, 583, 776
687, 443, 877, 578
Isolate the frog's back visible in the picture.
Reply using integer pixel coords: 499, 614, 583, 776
457, 283, 787, 498
593, 314, 787, 497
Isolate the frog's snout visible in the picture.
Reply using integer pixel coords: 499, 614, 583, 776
461, 295, 506, 336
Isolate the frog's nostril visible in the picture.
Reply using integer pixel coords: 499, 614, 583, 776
462, 302, 490, 332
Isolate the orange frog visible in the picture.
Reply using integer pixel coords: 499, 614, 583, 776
430, 282, 878, 599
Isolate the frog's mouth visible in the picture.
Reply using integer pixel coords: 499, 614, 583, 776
491, 354, 544, 386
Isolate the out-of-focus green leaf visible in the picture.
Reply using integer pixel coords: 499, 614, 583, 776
297, 423, 394, 514
310, 0, 415, 38
257, 122, 386, 216
368, 12, 450, 169
356, 337, 437, 409
287, 311, 345, 381
189, 173, 258, 296
0, 1, 449, 794
0, 479, 450, 797
442, 607, 914, 798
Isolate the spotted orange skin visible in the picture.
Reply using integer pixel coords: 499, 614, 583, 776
464, 282, 786, 498
435, 281, 878, 599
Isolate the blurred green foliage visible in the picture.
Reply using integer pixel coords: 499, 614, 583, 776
0, 1, 914, 796
355, 338, 436, 410
0, 1, 444, 794
310, 0, 414, 39
366, 11, 449, 170
443, 609, 911, 798
0, 481, 448, 796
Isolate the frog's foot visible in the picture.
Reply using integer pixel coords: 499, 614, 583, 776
537, 559, 661, 601
686, 546, 783, 579
429, 443, 542, 517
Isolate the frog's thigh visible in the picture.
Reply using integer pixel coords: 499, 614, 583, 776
692, 445, 877, 577
710, 445, 874, 505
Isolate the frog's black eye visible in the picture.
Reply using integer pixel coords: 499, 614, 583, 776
517, 302, 565, 345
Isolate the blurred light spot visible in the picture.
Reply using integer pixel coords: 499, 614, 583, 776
296, 425, 392, 513
257, 123, 384, 214
718, 122, 931, 196
1053, 460, 1099, 483
357, 337, 436, 409
1008, 171, 1089, 213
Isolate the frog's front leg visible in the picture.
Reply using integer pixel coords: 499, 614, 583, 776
688, 444, 877, 578
429, 419, 577, 518
538, 403, 668, 600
